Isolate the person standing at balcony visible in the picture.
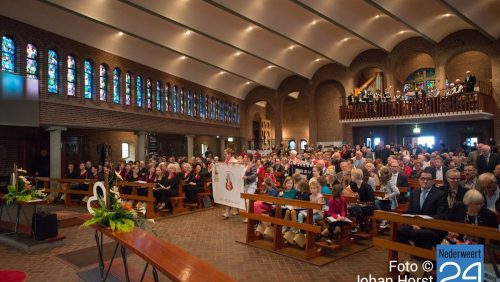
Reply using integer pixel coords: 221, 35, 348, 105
464, 70, 476, 93
453, 79, 464, 95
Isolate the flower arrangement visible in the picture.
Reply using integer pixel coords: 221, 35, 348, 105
82, 186, 154, 233
3, 169, 46, 204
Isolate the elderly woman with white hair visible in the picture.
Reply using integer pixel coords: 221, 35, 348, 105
445, 189, 497, 244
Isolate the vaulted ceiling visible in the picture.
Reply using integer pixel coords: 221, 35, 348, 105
1, 0, 498, 100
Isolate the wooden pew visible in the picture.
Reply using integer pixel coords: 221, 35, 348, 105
169, 180, 190, 214
372, 210, 500, 274
34, 177, 96, 206
91, 223, 234, 282
239, 193, 325, 261
196, 180, 213, 208
115, 181, 157, 219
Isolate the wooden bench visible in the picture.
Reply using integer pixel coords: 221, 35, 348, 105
91, 223, 234, 282
196, 180, 213, 208
34, 177, 96, 206
115, 181, 157, 219
372, 210, 500, 274
239, 193, 327, 262
169, 180, 190, 214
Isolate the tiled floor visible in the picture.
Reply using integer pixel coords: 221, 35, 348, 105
0, 206, 392, 282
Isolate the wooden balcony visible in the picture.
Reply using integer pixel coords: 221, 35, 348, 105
339, 92, 495, 125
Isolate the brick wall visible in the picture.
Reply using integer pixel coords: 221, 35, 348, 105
445, 51, 492, 88
282, 94, 309, 142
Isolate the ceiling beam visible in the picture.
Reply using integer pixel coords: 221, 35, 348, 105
203, 0, 347, 68
119, 0, 305, 80
436, 0, 496, 41
40, 0, 273, 90
364, 0, 437, 44
291, 0, 389, 53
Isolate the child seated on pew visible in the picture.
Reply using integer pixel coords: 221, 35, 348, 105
318, 176, 331, 195
375, 167, 400, 229
297, 180, 325, 226
253, 177, 279, 215
292, 173, 304, 192
283, 180, 310, 233
343, 168, 375, 233
325, 184, 347, 245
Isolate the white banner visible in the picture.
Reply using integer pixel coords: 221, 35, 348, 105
212, 163, 246, 209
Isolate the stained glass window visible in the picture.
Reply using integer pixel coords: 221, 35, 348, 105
228, 103, 232, 123
232, 103, 236, 123
180, 88, 185, 114
211, 97, 215, 120
84, 60, 93, 99
26, 43, 38, 78
125, 72, 131, 105
237, 104, 240, 124
48, 50, 59, 93
215, 98, 219, 121
193, 92, 198, 117
205, 96, 209, 120
165, 84, 170, 112
66, 56, 76, 96
173, 85, 178, 113
2, 36, 15, 72
199, 93, 201, 119
220, 100, 225, 121
113, 68, 120, 104
187, 90, 192, 116
426, 80, 435, 90
136, 76, 143, 108
99, 64, 107, 101
146, 79, 152, 109
156, 81, 162, 111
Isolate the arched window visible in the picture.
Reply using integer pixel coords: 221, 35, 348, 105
211, 97, 215, 120
67, 56, 76, 96
193, 92, 198, 117
165, 83, 170, 112
404, 68, 435, 92
99, 64, 107, 101
300, 139, 308, 150
2, 36, 15, 73
47, 50, 59, 93
180, 88, 185, 114
187, 90, 192, 116
84, 60, 93, 99
113, 68, 120, 104
136, 76, 143, 108
146, 78, 152, 109
289, 140, 297, 150
205, 96, 209, 120
156, 81, 162, 111
26, 43, 38, 78
125, 72, 131, 105
199, 93, 204, 119
173, 85, 178, 113
236, 104, 240, 124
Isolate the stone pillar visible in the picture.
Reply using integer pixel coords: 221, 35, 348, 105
219, 136, 225, 158
274, 101, 283, 149
491, 59, 500, 141
435, 60, 447, 91
136, 131, 147, 161
47, 126, 66, 179
186, 135, 194, 158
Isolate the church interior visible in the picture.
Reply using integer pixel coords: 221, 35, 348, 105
0, 1, 499, 281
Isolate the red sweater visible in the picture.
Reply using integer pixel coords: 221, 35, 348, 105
327, 197, 346, 219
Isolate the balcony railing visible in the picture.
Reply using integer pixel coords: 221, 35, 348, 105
339, 92, 494, 121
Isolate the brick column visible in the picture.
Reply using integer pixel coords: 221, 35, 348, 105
185, 135, 194, 158
136, 131, 147, 161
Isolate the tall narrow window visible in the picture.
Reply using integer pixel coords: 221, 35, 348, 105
125, 72, 131, 105
146, 79, 152, 109
173, 85, 178, 113
48, 50, 59, 93
187, 90, 192, 116
215, 98, 219, 120
211, 97, 215, 120
232, 103, 236, 123
136, 76, 143, 108
2, 36, 15, 72
180, 88, 185, 114
165, 83, 170, 112
113, 68, 120, 104
220, 100, 224, 121
99, 64, 107, 101
84, 60, 93, 99
156, 81, 162, 111
199, 93, 204, 119
205, 96, 209, 120
26, 43, 38, 78
193, 92, 198, 117
237, 104, 240, 124
67, 56, 76, 96
228, 103, 232, 123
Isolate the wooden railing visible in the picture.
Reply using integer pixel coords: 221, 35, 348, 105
239, 193, 323, 260
340, 92, 494, 120
372, 210, 499, 273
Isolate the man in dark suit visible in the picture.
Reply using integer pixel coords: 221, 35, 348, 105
376, 142, 391, 165
389, 160, 408, 187
464, 70, 476, 93
426, 157, 448, 186
476, 145, 500, 174
398, 168, 448, 249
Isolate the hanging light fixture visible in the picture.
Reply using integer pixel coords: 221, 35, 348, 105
413, 125, 421, 134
